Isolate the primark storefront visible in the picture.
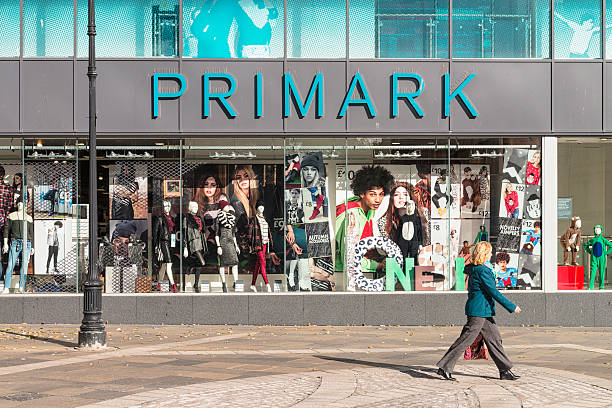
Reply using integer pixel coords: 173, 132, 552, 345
0, 0, 611, 326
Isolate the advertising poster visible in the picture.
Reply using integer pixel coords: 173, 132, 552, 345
430, 165, 460, 219
496, 218, 522, 253
499, 182, 525, 219
460, 164, 490, 218
525, 150, 542, 186
518, 255, 541, 289
285, 152, 332, 289
523, 186, 541, 219
493, 251, 519, 288
33, 219, 74, 275
501, 148, 528, 184
109, 163, 148, 220
520, 219, 542, 256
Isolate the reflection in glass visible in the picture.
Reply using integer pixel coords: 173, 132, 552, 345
24, 0, 74, 57
554, 0, 601, 58
183, 0, 283, 58
0, 0, 20, 57
287, 0, 345, 58
349, 0, 449, 58
452, 0, 550, 58
77, 0, 180, 57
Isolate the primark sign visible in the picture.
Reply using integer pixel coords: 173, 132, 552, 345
151, 72, 478, 119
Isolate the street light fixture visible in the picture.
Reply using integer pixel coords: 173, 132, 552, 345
78, 0, 106, 348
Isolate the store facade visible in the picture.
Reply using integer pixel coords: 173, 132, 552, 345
0, 0, 610, 325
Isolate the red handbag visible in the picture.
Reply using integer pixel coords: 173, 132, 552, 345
464, 333, 489, 360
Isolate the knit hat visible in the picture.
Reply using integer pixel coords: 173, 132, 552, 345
112, 221, 137, 240
300, 153, 324, 175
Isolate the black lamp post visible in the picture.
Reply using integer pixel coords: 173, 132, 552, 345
78, 0, 106, 348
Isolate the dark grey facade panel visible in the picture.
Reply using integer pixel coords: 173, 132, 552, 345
553, 62, 603, 132
450, 62, 552, 133
181, 61, 284, 133
0, 293, 610, 326
605, 63, 612, 133
2, 60, 612, 135
0, 61, 19, 132
21, 60, 74, 132
77, 60, 181, 133
284, 61, 347, 132
347, 61, 449, 132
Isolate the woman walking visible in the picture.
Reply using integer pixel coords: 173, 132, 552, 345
436, 241, 521, 381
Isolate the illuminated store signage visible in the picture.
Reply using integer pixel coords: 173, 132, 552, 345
151, 72, 478, 119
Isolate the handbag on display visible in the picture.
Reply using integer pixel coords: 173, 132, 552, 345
464, 333, 489, 360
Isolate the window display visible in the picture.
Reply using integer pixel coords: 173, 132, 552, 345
0, 138, 545, 294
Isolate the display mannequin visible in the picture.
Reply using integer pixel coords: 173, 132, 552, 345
474, 225, 488, 243
560, 216, 581, 266
393, 199, 423, 264
2, 201, 34, 294
183, 201, 207, 292
250, 201, 272, 292
584, 225, 612, 290
154, 200, 177, 293
216, 204, 240, 292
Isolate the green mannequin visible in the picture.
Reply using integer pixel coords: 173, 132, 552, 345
474, 225, 488, 243
584, 225, 612, 290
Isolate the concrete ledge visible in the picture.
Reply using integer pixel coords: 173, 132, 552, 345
0, 292, 611, 326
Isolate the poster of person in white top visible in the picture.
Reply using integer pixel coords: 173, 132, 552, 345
34, 219, 74, 275
554, 11, 612, 58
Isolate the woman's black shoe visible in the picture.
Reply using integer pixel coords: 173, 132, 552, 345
437, 368, 456, 381
499, 370, 520, 380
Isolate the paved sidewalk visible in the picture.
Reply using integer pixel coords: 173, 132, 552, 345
0, 324, 610, 407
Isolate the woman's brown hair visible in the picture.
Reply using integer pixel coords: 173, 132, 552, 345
194, 174, 224, 207
384, 182, 411, 236
471, 241, 492, 266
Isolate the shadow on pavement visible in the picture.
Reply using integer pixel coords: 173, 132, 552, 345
0, 329, 77, 348
315, 355, 498, 380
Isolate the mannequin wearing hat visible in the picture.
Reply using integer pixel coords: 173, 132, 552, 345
250, 201, 272, 292
153, 200, 177, 293
216, 201, 240, 292
183, 201, 207, 292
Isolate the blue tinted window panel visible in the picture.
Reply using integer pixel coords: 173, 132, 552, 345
78, 0, 180, 57
350, 0, 449, 59
24, 0, 74, 57
183, 0, 283, 58
0, 0, 20, 57
554, 0, 600, 59
453, 0, 550, 58
287, 0, 346, 58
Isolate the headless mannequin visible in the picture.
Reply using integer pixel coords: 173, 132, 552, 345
2, 202, 34, 294
155, 200, 176, 292
215, 205, 240, 292
251, 204, 272, 292
183, 201, 207, 292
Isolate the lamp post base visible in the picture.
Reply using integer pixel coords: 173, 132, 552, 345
78, 331, 107, 349
78, 279, 107, 348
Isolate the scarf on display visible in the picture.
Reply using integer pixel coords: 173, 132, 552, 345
165, 214, 175, 232
187, 213, 203, 231
218, 210, 236, 229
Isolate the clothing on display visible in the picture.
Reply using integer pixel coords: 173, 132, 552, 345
584, 225, 612, 290
153, 213, 174, 263
217, 209, 239, 267
560, 216, 581, 266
